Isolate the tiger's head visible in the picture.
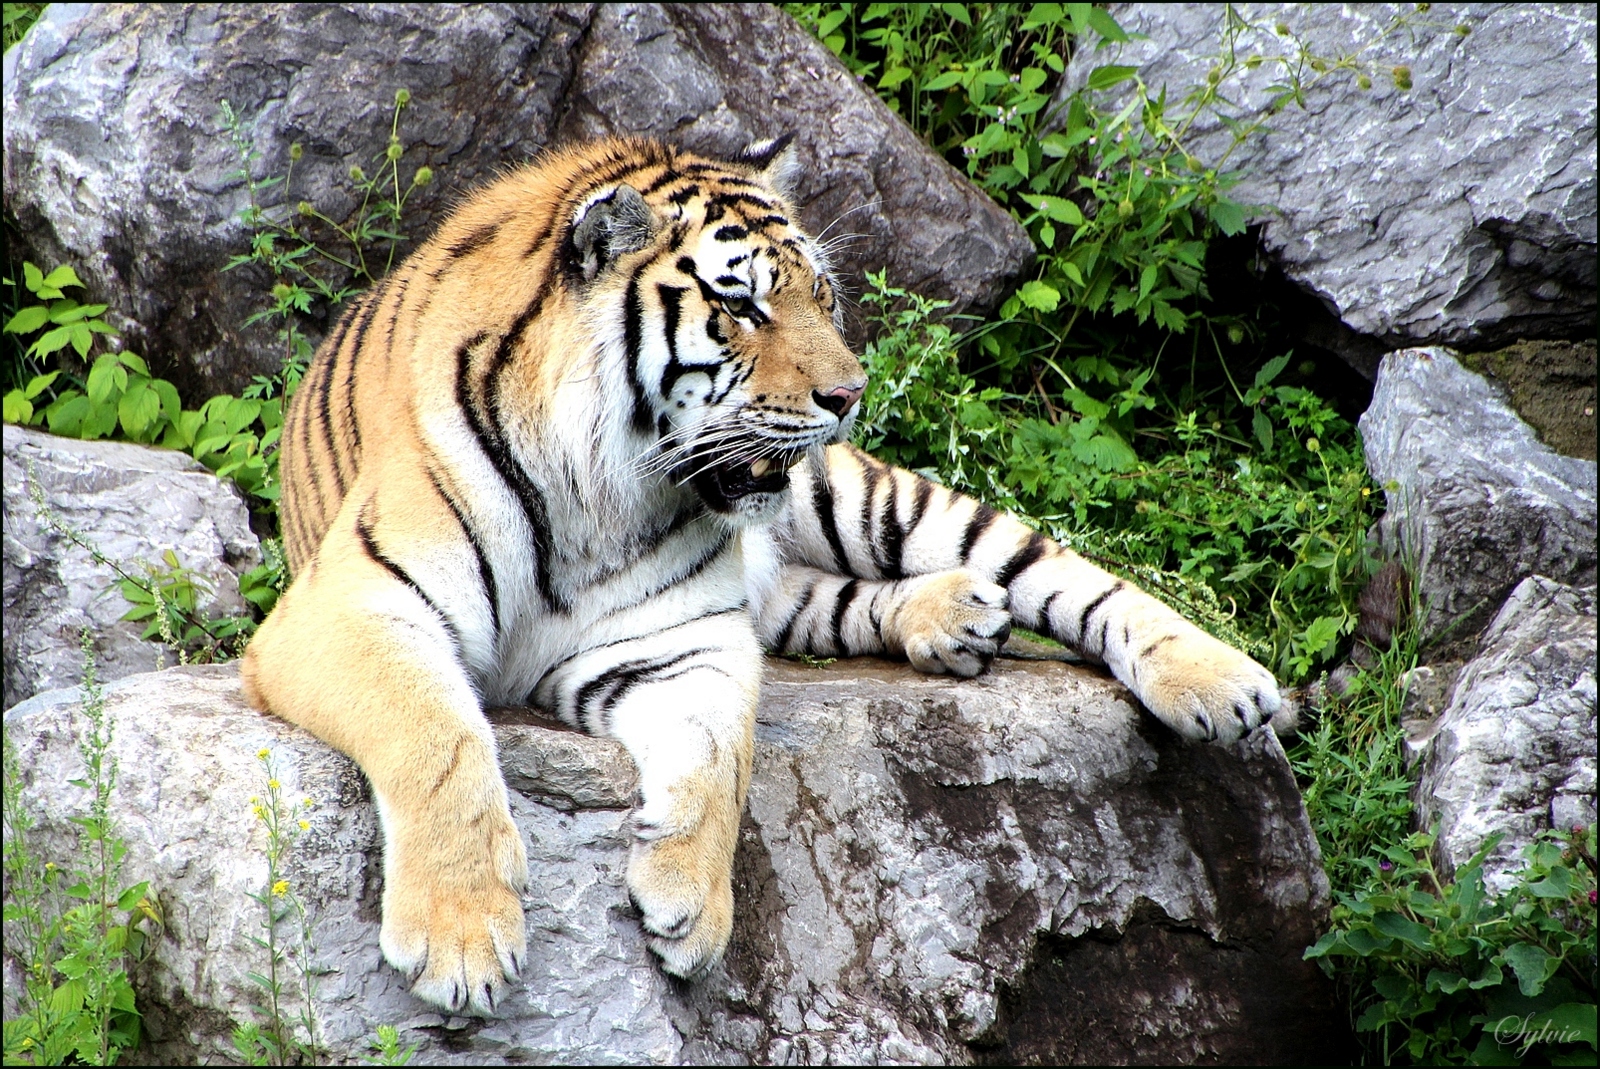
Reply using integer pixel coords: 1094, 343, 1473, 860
560, 136, 865, 522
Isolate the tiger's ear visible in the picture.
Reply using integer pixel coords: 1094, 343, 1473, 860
737, 133, 800, 200
567, 184, 659, 283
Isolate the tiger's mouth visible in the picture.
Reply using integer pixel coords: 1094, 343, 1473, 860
688, 450, 804, 512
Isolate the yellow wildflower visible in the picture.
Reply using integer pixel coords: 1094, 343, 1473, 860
272, 879, 290, 897
257, 748, 270, 760
268, 779, 281, 790
298, 820, 310, 831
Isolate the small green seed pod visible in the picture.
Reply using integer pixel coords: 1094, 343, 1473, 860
271, 283, 293, 301
395, 87, 411, 107
349, 164, 367, 183
297, 201, 314, 217
1274, 21, 1290, 35
1357, 74, 1372, 90
386, 140, 403, 162
412, 166, 434, 187
1117, 198, 1134, 219
288, 142, 303, 162
1391, 65, 1412, 90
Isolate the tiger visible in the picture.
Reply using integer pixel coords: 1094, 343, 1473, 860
239, 135, 1284, 1016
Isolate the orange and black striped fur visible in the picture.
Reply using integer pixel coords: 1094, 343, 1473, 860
241, 136, 1283, 1015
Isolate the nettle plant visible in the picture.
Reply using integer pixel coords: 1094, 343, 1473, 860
219, 88, 434, 399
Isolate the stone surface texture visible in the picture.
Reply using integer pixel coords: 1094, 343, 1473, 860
3, 658, 1343, 1065
1060, 4, 1597, 372
1359, 347, 1598, 645
2, 425, 261, 710
1411, 577, 1598, 890
2, 2, 1032, 399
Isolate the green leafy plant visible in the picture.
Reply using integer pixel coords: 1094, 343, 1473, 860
2, 633, 161, 1066
360, 1025, 419, 1067
2, 1, 45, 51
1307, 826, 1597, 1065
234, 749, 322, 1066
220, 88, 435, 400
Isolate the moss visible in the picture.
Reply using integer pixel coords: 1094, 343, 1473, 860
1459, 340, 1597, 461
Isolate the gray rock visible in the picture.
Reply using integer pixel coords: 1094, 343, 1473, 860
1058, 4, 1597, 371
2, 2, 593, 401
2, 657, 1343, 1064
1412, 576, 1597, 890
2, 425, 262, 710
557, 3, 1034, 337
3, 3, 1032, 399
1359, 347, 1597, 645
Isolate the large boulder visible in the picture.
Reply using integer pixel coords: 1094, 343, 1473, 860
2, 425, 262, 710
1359, 347, 1598, 647
3, 656, 1343, 1065
1411, 576, 1597, 890
2, 3, 1033, 401
1059, 3, 1597, 375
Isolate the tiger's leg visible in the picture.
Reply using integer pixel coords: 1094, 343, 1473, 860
770, 444, 1283, 743
240, 527, 527, 1015
532, 611, 760, 978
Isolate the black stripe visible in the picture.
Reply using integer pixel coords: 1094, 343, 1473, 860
830, 580, 859, 654
313, 343, 347, 493
714, 225, 748, 242
456, 330, 562, 611
293, 362, 331, 526
1073, 581, 1126, 644
666, 184, 700, 206
810, 462, 850, 573
1140, 633, 1177, 658
621, 271, 654, 432
447, 221, 500, 258
880, 473, 905, 580
858, 457, 883, 576
959, 504, 999, 561
574, 647, 709, 734
995, 533, 1049, 588
355, 505, 461, 655
655, 284, 694, 400
772, 580, 817, 652
427, 464, 500, 635
642, 168, 684, 195
1036, 590, 1060, 633
708, 191, 777, 212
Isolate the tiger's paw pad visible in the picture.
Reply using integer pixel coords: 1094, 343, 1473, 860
379, 824, 529, 1015
627, 835, 734, 980
895, 570, 1012, 678
1137, 631, 1283, 745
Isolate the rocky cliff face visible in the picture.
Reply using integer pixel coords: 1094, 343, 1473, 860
3, 658, 1343, 1064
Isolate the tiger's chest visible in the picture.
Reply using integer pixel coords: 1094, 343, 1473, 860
478, 512, 771, 707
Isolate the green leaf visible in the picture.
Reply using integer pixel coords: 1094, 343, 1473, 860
86, 355, 120, 404
67, 321, 94, 357
1086, 64, 1138, 91
1526, 866, 1572, 898
1499, 942, 1555, 997
40, 265, 85, 292
1086, 7, 1130, 42
3, 389, 32, 425
1018, 280, 1061, 312
3, 305, 50, 334
1252, 408, 1273, 452
22, 261, 44, 295
922, 70, 965, 92
1253, 354, 1290, 389
1532, 1003, 1597, 1050
28, 324, 74, 358
118, 382, 163, 437
1209, 198, 1248, 236
1372, 910, 1432, 950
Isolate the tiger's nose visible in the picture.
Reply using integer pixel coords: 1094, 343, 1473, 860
813, 383, 865, 418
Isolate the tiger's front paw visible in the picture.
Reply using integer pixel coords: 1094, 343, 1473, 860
1135, 629, 1283, 744
887, 570, 1012, 678
626, 782, 739, 979
379, 807, 529, 1015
